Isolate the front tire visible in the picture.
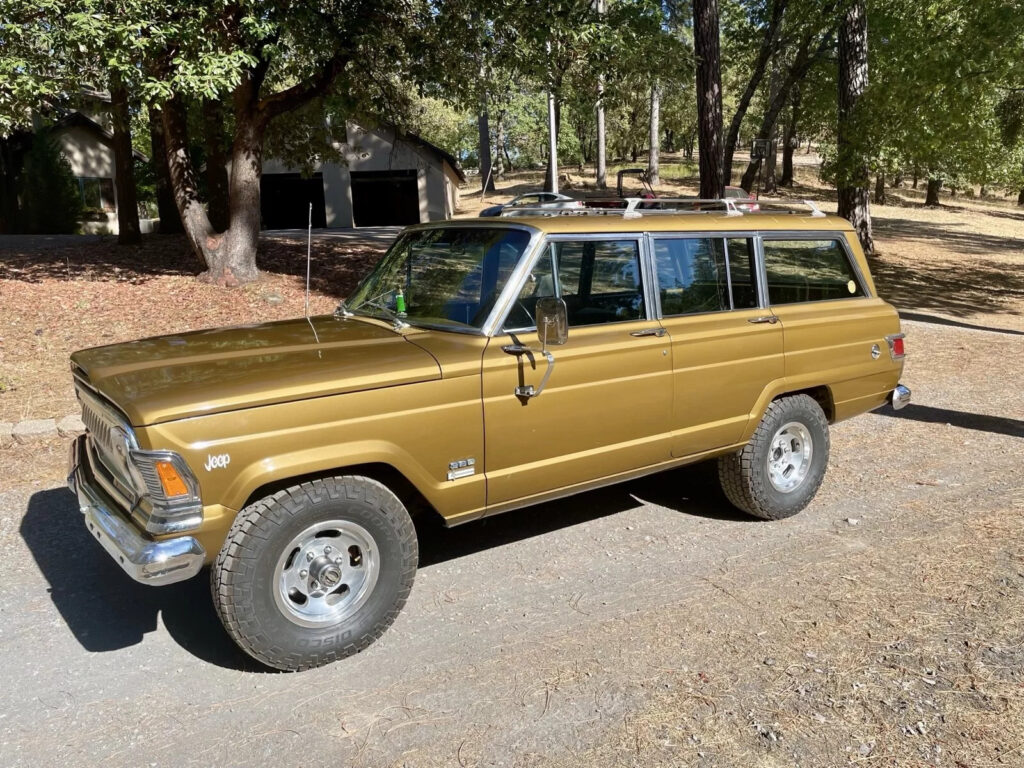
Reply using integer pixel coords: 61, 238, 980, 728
718, 394, 830, 520
212, 475, 417, 671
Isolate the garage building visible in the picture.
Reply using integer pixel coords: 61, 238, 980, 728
260, 122, 464, 229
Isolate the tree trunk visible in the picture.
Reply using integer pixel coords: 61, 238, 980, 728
925, 177, 942, 206
693, 0, 725, 199
763, 139, 778, 194
595, 0, 607, 190
162, 88, 263, 286
494, 111, 506, 180
109, 72, 141, 245
544, 87, 560, 194
739, 32, 828, 193
1018, 187, 1024, 206
648, 84, 661, 188
477, 99, 495, 192
148, 104, 182, 233
874, 172, 886, 204
779, 85, 800, 187
912, 166, 919, 189
202, 98, 230, 232
0, 135, 27, 233
162, 95, 222, 269
836, 1, 873, 254
219, 110, 264, 284
724, 0, 787, 185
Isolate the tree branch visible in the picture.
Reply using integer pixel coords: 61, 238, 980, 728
257, 52, 350, 123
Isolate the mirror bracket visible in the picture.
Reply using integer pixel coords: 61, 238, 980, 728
501, 298, 566, 400
512, 349, 555, 399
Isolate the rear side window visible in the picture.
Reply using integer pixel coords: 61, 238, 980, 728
764, 239, 865, 305
653, 236, 760, 315
654, 238, 730, 315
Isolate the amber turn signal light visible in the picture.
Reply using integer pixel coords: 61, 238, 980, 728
155, 461, 189, 497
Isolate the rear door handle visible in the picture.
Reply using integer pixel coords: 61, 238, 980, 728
630, 327, 667, 337
748, 315, 779, 324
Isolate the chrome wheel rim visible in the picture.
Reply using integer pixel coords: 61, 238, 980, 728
766, 421, 813, 493
273, 519, 380, 628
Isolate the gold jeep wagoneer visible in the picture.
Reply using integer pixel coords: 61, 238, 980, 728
67, 199, 910, 671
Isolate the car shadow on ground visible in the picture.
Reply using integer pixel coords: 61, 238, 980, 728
21, 462, 746, 671
20, 487, 266, 671
899, 311, 1024, 336
877, 403, 1024, 439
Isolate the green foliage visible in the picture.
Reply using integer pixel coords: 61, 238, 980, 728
408, 96, 477, 164
19, 134, 83, 233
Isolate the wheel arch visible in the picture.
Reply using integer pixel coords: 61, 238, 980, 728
238, 462, 443, 525
743, 381, 836, 442
782, 385, 835, 422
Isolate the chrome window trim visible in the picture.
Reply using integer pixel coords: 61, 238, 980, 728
493, 232, 650, 333
754, 235, 769, 309
759, 230, 872, 305
642, 233, 662, 319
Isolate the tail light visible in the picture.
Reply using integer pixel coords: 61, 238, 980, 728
885, 333, 906, 360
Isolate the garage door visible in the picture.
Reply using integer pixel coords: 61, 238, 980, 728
261, 173, 327, 229
350, 170, 420, 227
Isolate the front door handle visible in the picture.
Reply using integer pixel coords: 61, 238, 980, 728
630, 327, 667, 337
748, 315, 779, 324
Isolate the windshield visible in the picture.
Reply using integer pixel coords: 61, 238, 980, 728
345, 227, 532, 331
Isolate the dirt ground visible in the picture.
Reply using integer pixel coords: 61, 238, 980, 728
0, 161, 1022, 767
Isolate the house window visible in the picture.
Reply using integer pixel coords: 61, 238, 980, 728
77, 177, 116, 212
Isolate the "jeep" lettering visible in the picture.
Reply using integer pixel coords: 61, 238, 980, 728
204, 453, 231, 471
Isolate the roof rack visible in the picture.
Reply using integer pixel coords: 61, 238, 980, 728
498, 198, 828, 218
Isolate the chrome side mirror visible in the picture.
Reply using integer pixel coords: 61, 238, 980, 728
535, 297, 568, 350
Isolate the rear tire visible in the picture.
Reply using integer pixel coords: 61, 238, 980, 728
212, 475, 417, 672
718, 394, 830, 520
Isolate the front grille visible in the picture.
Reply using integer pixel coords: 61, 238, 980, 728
74, 384, 138, 501
80, 397, 115, 455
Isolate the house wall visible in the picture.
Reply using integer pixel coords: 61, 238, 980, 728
51, 125, 157, 235
54, 126, 115, 178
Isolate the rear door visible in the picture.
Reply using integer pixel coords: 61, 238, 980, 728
652, 234, 785, 457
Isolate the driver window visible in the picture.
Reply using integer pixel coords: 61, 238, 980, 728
505, 239, 644, 329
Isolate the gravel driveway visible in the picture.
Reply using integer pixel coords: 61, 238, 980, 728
0, 318, 1021, 767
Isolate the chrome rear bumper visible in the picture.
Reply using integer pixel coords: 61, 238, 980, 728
67, 435, 205, 586
889, 384, 912, 411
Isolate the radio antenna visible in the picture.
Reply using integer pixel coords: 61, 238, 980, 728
304, 202, 312, 318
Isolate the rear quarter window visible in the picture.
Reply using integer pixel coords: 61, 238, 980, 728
763, 238, 865, 305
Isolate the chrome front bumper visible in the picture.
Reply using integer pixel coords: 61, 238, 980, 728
67, 435, 205, 586
889, 384, 912, 410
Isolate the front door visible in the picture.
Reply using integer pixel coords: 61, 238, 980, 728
482, 237, 674, 507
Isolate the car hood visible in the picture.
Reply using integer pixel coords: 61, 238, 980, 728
70, 315, 441, 426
